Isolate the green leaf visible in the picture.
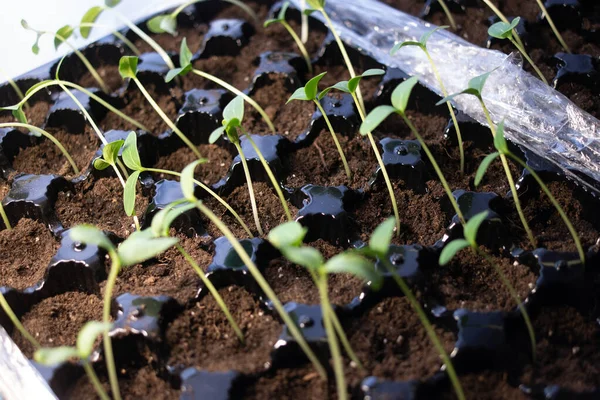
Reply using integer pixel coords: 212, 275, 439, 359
179, 37, 193, 68
467, 70, 494, 96
391, 76, 418, 113
181, 160, 202, 201
419, 26, 449, 46
118, 234, 178, 266
263, 18, 280, 27
493, 119, 509, 154
488, 17, 520, 40
324, 253, 382, 288
165, 66, 190, 83
12, 108, 28, 124
306, 0, 325, 9
147, 15, 167, 33
76, 321, 112, 358
151, 202, 194, 237
390, 40, 423, 55
69, 225, 115, 252
305, 72, 327, 100
278, 1, 290, 20
54, 25, 74, 50
439, 239, 470, 266
287, 86, 310, 103
32, 35, 41, 55
102, 139, 124, 165
223, 96, 244, 124
474, 152, 500, 186
93, 158, 111, 170
317, 87, 333, 100
282, 246, 324, 271
346, 68, 385, 93
105, 0, 121, 7
147, 15, 177, 35
124, 170, 141, 216
34, 347, 79, 365
118, 56, 139, 79
359, 105, 396, 135
330, 81, 350, 94
122, 131, 142, 170
303, 8, 318, 15
80, 6, 103, 38
268, 221, 307, 248
369, 217, 395, 256
209, 126, 226, 144
21, 19, 30, 30
464, 211, 488, 246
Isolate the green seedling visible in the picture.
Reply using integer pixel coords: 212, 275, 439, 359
361, 77, 465, 225
94, 137, 129, 187
70, 224, 179, 400
165, 39, 275, 133
435, 0, 457, 31
323, 69, 401, 235
534, 0, 571, 53
264, 2, 313, 74
288, 72, 352, 179
437, 70, 535, 248
391, 26, 466, 175
269, 221, 381, 400
439, 211, 537, 361
210, 96, 293, 235
35, 321, 112, 400
358, 218, 465, 400
488, 18, 548, 85
481, 0, 525, 49
475, 120, 585, 264
21, 19, 109, 93
180, 160, 327, 379
147, 0, 258, 35
0, 67, 28, 108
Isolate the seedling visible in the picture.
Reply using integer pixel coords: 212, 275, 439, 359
147, 0, 258, 35
534, 0, 571, 53
269, 221, 381, 400
35, 321, 112, 400
435, 0, 457, 31
437, 70, 535, 248
210, 96, 293, 235
264, 2, 313, 74
180, 160, 327, 380
70, 224, 179, 400
94, 138, 128, 187
439, 211, 537, 361
21, 20, 109, 93
360, 77, 465, 225
165, 39, 276, 133
391, 26, 466, 175
475, 120, 585, 264
488, 18, 548, 85
358, 218, 465, 400
287, 72, 352, 179
0, 67, 28, 108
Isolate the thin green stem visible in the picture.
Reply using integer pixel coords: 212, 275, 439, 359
0, 202, 11, 231
318, 277, 347, 400
234, 142, 263, 236
478, 249, 536, 361
241, 129, 292, 221
437, 0, 457, 30
400, 115, 465, 225
194, 201, 327, 379
479, 100, 536, 248
381, 258, 465, 400
534, 0, 571, 53
314, 100, 351, 180
177, 244, 244, 342
508, 153, 585, 265
0, 67, 28, 108
0, 123, 79, 175
142, 167, 252, 237
509, 38, 548, 85
425, 51, 465, 175
325, 300, 365, 373
133, 78, 201, 158
481, 0, 525, 49
55, 34, 109, 93
281, 21, 313, 74
191, 69, 275, 133
78, 23, 141, 56
102, 253, 122, 400
82, 361, 111, 400
0, 291, 40, 348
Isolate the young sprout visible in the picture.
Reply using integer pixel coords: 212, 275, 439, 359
288, 72, 352, 179
268, 221, 381, 400
119, 131, 252, 237
147, 0, 258, 35
358, 218, 465, 400
118, 56, 201, 158
20, 20, 109, 93
361, 77, 465, 225
439, 211, 537, 361
70, 224, 179, 400
488, 18, 548, 85
210, 96, 293, 234
437, 70, 535, 248
35, 322, 112, 400
391, 26, 466, 175
481, 0, 525, 49
323, 69, 401, 234
94, 139, 127, 187
534, 0, 571, 53
180, 160, 327, 379
264, 2, 313, 74
165, 39, 276, 133
475, 120, 585, 264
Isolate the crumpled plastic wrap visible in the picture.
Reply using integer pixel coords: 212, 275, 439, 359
291, 0, 600, 193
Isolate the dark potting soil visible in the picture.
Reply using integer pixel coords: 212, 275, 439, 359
0, 101, 50, 128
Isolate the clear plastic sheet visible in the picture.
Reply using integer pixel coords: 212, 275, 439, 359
291, 0, 600, 193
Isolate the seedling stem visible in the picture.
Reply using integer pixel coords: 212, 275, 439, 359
0, 292, 40, 348
534, 0, 571, 53
235, 142, 264, 236
0, 203, 11, 231
82, 361, 110, 400
314, 100, 352, 179
437, 0, 457, 30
